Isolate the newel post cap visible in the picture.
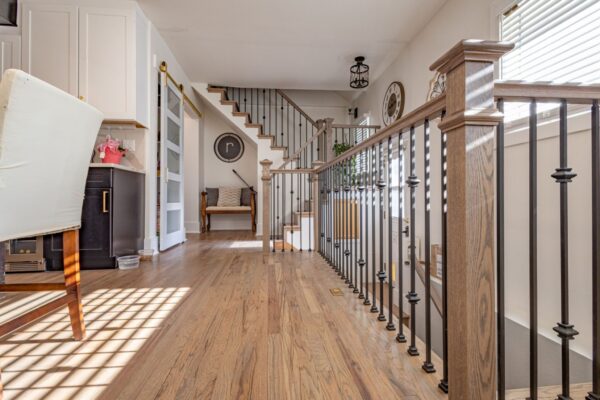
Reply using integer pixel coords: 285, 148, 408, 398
430, 39, 515, 74
260, 159, 273, 181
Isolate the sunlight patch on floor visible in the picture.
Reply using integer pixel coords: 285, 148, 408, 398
228, 240, 262, 249
0, 287, 189, 400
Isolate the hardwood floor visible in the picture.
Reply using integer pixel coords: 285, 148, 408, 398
0, 231, 445, 400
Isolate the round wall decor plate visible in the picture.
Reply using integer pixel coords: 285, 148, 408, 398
214, 133, 244, 163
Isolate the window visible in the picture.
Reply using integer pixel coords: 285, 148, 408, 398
501, 0, 600, 83
354, 116, 370, 177
499, 0, 600, 123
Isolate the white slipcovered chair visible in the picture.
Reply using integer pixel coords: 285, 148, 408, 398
0, 69, 103, 347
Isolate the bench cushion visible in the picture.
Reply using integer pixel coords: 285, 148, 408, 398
217, 187, 241, 207
241, 187, 254, 206
205, 187, 218, 206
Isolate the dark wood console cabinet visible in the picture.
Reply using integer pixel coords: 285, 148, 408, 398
44, 167, 145, 270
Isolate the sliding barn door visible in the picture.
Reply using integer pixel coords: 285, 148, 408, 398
159, 76, 185, 251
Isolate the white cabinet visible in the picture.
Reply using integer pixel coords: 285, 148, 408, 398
21, 2, 148, 127
21, 4, 78, 96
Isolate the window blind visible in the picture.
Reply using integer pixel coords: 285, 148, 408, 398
501, 0, 600, 83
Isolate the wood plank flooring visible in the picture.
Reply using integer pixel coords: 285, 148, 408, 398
0, 231, 446, 400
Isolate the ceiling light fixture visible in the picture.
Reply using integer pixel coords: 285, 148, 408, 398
350, 56, 369, 89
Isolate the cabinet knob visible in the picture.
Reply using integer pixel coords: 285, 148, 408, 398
79, 95, 85, 101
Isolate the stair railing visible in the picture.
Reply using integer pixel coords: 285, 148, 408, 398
261, 39, 600, 400
312, 40, 508, 400
261, 160, 317, 253
222, 87, 320, 164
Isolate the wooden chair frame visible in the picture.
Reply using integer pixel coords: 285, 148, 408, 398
201, 191, 256, 233
0, 229, 86, 339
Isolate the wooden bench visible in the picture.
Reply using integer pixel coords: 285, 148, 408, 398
201, 191, 256, 233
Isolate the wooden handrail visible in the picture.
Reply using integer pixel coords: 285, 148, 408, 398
276, 89, 317, 126
315, 94, 446, 172
331, 123, 381, 129
270, 168, 316, 174
278, 125, 326, 169
494, 80, 600, 104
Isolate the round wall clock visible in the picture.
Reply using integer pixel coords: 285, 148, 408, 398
427, 72, 446, 101
382, 81, 405, 126
214, 133, 244, 163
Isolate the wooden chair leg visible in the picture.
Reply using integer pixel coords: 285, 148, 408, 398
62, 230, 85, 341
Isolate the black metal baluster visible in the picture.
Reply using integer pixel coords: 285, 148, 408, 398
290, 173, 295, 252
335, 165, 341, 274
397, 133, 407, 344
363, 148, 371, 306
275, 173, 279, 253
346, 159, 352, 287
319, 171, 324, 255
588, 99, 600, 400
552, 99, 578, 400
377, 141, 386, 322
439, 112, 449, 392
529, 100, 538, 399
496, 100, 505, 399
386, 136, 395, 330
309, 173, 313, 252
406, 125, 420, 356
354, 158, 359, 294
282, 172, 286, 253
299, 170, 303, 252
358, 149, 366, 299
327, 168, 332, 265
331, 166, 335, 268
271, 172, 275, 251
422, 119, 435, 372
371, 145, 378, 314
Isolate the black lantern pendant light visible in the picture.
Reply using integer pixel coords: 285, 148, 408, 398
350, 56, 369, 89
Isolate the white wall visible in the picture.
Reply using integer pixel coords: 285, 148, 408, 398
183, 111, 201, 233
203, 106, 258, 230
350, 0, 595, 365
285, 89, 351, 124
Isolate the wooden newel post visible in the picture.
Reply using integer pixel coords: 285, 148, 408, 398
260, 159, 273, 254
324, 118, 335, 162
312, 161, 324, 252
430, 40, 513, 400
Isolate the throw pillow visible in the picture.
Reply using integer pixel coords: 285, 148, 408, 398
217, 187, 241, 207
241, 187, 254, 206
205, 188, 218, 206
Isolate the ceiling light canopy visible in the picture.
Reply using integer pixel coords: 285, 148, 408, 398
350, 56, 369, 89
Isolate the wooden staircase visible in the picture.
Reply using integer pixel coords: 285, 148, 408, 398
207, 87, 296, 156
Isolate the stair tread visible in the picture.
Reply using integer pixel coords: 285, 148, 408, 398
207, 87, 226, 94
283, 224, 301, 230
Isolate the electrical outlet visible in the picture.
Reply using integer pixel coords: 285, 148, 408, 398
122, 139, 135, 152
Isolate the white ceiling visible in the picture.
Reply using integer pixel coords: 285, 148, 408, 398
137, 0, 447, 91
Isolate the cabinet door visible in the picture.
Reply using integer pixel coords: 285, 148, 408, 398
21, 4, 78, 96
79, 186, 113, 268
79, 7, 135, 120
43, 187, 114, 270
